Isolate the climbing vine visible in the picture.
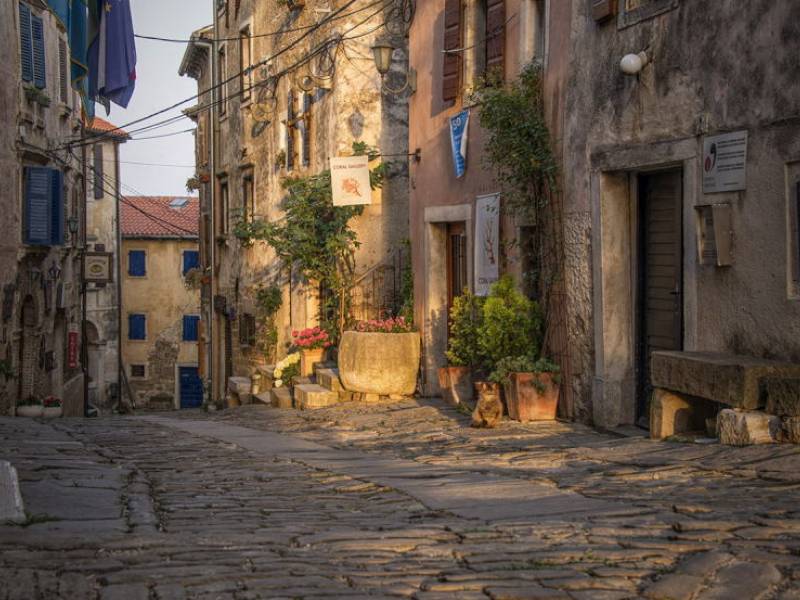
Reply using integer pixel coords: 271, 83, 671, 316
234, 142, 388, 337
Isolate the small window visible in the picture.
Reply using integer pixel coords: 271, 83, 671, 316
182, 250, 200, 275
219, 179, 230, 236
239, 313, 256, 347
128, 250, 146, 276
619, 0, 678, 28
93, 144, 104, 199
170, 197, 190, 208
58, 38, 69, 104
790, 179, 800, 298
128, 314, 146, 340
520, 0, 546, 65
239, 25, 252, 102
242, 173, 254, 222
218, 45, 227, 116
130, 364, 146, 378
183, 315, 200, 342
19, 3, 46, 89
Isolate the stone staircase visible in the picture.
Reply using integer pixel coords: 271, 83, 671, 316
254, 361, 344, 411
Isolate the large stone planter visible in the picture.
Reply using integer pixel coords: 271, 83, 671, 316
438, 366, 474, 407
43, 406, 63, 418
15, 405, 43, 418
503, 372, 559, 422
338, 331, 420, 396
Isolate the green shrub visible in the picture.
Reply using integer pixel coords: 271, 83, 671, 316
489, 356, 560, 385
445, 289, 485, 368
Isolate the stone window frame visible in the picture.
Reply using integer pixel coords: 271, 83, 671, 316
617, 0, 678, 29
519, 0, 547, 69
129, 364, 147, 379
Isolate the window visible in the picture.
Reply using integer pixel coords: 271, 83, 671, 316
300, 93, 311, 168
183, 315, 200, 342
19, 3, 46, 89
238, 313, 256, 347
790, 177, 800, 299
482, 0, 506, 79
93, 144, 104, 199
128, 314, 146, 340
619, 0, 678, 28
182, 250, 200, 275
520, 0, 546, 65
23, 167, 64, 246
442, 0, 462, 102
286, 89, 296, 171
130, 364, 146, 378
242, 172, 254, 222
128, 250, 146, 277
239, 25, 252, 103
218, 178, 229, 236
58, 38, 69, 103
218, 45, 227, 117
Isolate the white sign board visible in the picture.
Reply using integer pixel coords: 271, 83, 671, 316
703, 130, 747, 193
474, 194, 500, 296
331, 155, 371, 206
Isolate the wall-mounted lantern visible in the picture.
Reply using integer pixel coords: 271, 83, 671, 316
371, 40, 416, 95
620, 51, 649, 76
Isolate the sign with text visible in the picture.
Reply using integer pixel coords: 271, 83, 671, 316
703, 131, 747, 193
449, 109, 470, 178
474, 194, 500, 296
83, 252, 113, 283
331, 155, 372, 206
67, 328, 79, 370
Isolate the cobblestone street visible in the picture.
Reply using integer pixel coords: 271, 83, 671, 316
2, 400, 800, 599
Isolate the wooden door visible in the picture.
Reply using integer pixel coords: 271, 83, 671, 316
179, 366, 203, 409
637, 170, 683, 419
446, 222, 468, 323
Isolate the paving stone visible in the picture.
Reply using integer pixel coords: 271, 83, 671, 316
697, 561, 782, 599
643, 574, 705, 600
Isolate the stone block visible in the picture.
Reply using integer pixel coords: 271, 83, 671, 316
292, 376, 313, 387
270, 387, 293, 409
651, 351, 800, 409
254, 392, 272, 405
338, 331, 421, 396
147, 393, 174, 411
294, 384, 338, 410
0, 461, 25, 524
764, 378, 800, 416
782, 417, 800, 443
316, 368, 344, 393
227, 376, 252, 395
717, 409, 781, 446
650, 388, 717, 439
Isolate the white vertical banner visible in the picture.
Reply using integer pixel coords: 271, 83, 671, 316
474, 194, 500, 296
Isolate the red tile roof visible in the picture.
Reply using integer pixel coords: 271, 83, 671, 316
84, 116, 129, 139
121, 196, 199, 239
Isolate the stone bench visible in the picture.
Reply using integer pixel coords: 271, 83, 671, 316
650, 351, 800, 441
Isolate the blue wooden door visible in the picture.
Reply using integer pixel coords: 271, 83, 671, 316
179, 367, 203, 409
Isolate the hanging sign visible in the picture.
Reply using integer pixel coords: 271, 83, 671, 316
474, 194, 500, 296
703, 130, 747, 193
449, 109, 470, 178
67, 328, 79, 370
83, 252, 114, 283
331, 155, 372, 206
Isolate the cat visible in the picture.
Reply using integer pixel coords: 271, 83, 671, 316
471, 382, 503, 428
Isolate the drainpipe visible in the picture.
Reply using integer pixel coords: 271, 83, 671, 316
114, 139, 122, 409
80, 127, 89, 417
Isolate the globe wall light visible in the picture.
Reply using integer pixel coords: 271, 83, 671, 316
371, 40, 417, 95
620, 51, 649, 76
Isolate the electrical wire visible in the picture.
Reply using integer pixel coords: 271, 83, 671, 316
60, 0, 381, 149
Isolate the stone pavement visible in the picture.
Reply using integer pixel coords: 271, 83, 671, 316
0, 399, 798, 599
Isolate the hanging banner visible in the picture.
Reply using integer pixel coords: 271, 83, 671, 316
331, 155, 372, 206
449, 109, 470, 178
474, 194, 500, 296
67, 328, 79, 369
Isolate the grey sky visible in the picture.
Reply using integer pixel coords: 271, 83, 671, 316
111, 1, 212, 196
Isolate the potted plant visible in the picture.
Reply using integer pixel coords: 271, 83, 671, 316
339, 316, 420, 397
440, 289, 484, 407
473, 275, 542, 415
42, 396, 63, 418
16, 396, 43, 418
490, 356, 560, 422
273, 352, 300, 389
292, 328, 330, 377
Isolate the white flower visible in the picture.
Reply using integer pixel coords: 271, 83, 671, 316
275, 379, 283, 388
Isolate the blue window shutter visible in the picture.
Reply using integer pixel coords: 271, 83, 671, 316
129, 314, 146, 340
31, 14, 46, 90
19, 3, 33, 83
128, 250, 146, 276
183, 316, 199, 342
24, 167, 52, 245
50, 170, 64, 245
182, 250, 200, 275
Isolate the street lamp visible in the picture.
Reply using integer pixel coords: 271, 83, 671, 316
371, 40, 416, 95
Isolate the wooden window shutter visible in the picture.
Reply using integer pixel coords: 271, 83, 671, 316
301, 93, 311, 168
485, 0, 506, 77
31, 14, 46, 90
442, 0, 462, 102
24, 167, 52, 246
58, 38, 68, 103
93, 144, 104, 199
19, 3, 34, 83
286, 90, 295, 171
50, 169, 64, 246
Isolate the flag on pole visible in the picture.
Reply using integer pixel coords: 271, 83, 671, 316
45, 0, 94, 117
88, 0, 137, 111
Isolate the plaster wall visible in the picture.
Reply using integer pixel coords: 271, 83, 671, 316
564, 0, 800, 426
120, 238, 200, 407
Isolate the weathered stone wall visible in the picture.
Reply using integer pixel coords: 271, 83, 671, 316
563, 0, 800, 425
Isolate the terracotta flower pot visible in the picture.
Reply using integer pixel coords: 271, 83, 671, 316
504, 372, 559, 422
438, 366, 474, 407
15, 405, 43, 418
301, 347, 325, 377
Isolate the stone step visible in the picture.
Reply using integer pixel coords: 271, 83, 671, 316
294, 384, 338, 410
269, 387, 293, 409
316, 368, 343, 393
254, 392, 272, 405
314, 360, 337, 375
228, 376, 252, 395
292, 375, 313, 387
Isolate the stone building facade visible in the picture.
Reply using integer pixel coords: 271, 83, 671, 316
0, 0, 89, 416
181, 1, 410, 404
120, 196, 201, 409
562, 0, 800, 428
85, 117, 128, 410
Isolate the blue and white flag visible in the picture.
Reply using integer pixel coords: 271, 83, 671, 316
449, 109, 470, 179
88, 0, 137, 111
